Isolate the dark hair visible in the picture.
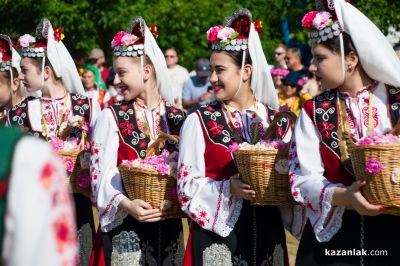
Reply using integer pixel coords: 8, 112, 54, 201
212, 49, 252, 68
25, 57, 62, 81
319, 32, 357, 56
0, 67, 19, 84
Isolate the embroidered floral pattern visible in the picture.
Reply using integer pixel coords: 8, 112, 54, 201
40, 162, 53, 189
207, 121, 224, 137
316, 121, 335, 139
119, 120, 134, 137
53, 214, 76, 253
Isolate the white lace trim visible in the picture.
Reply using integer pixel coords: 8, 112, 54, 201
214, 179, 243, 237
111, 230, 143, 266
313, 185, 346, 242
101, 194, 129, 232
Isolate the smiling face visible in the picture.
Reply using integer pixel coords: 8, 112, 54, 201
311, 44, 344, 89
209, 51, 244, 101
113, 56, 145, 102
19, 57, 43, 92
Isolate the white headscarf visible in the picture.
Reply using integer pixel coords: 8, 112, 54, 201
248, 23, 279, 109
143, 21, 175, 104
333, 0, 400, 86
40, 19, 86, 96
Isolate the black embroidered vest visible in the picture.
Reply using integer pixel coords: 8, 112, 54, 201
110, 100, 185, 159
7, 94, 91, 139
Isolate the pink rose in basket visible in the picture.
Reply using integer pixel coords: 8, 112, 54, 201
226, 142, 239, 153
49, 137, 64, 151
63, 157, 75, 173
77, 173, 91, 188
365, 159, 384, 174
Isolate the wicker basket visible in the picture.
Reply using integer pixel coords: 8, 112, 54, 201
233, 111, 297, 205
56, 127, 92, 199
350, 144, 400, 215
234, 148, 294, 205
119, 132, 185, 218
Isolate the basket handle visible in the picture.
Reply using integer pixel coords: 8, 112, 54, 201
263, 111, 297, 139
145, 132, 180, 158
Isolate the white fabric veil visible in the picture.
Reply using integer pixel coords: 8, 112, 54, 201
332, 0, 400, 86
39, 19, 86, 96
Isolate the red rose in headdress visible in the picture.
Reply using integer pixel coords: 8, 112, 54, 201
231, 17, 251, 38
111, 31, 126, 47
53, 27, 65, 42
254, 20, 263, 34
0, 39, 12, 61
301, 11, 319, 30
150, 24, 159, 38
206, 25, 223, 43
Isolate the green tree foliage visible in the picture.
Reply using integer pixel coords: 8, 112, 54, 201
0, 0, 399, 69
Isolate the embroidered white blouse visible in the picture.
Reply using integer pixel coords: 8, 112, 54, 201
2, 137, 78, 266
177, 101, 305, 238
90, 100, 174, 232
288, 82, 393, 242
7, 92, 100, 137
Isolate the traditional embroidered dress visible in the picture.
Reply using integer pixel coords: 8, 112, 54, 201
91, 99, 185, 265
0, 127, 78, 266
178, 100, 294, 266
6, 91, 100, 265
289, 83, 400, 265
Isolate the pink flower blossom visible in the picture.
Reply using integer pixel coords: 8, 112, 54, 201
49, 137, 64, 151
271, 68, 289, 77
63, 158, 75, 173
207, 25, 223, 43
301, 11, 319, 29
313, 11, 332, 30
18, 34, 36, 48
226, 142, 239, 152
217, 27, 236, 43
297, 79, 305, 86
365, 159, 384, 174
121, 33, 138, 46
77, 173, 91, 188
111, 31, 126, 47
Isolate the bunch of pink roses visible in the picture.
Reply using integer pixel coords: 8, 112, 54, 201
122, 150, 178, 176
111, 31, 139, 48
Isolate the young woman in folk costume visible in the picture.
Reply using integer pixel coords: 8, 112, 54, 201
6, 19, 100, 265
90, 17, 185, 265
177, 8, 305, 266
0, 35, 25, 125
289, 0, 400, 265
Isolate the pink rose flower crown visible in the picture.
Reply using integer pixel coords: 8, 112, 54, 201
301, 1, 346, 44
18, 19, 64, 58
207, 8, 262, 52
112, 16, 158, 58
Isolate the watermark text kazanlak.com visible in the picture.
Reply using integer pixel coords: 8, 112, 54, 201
325, 249, 388, 256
